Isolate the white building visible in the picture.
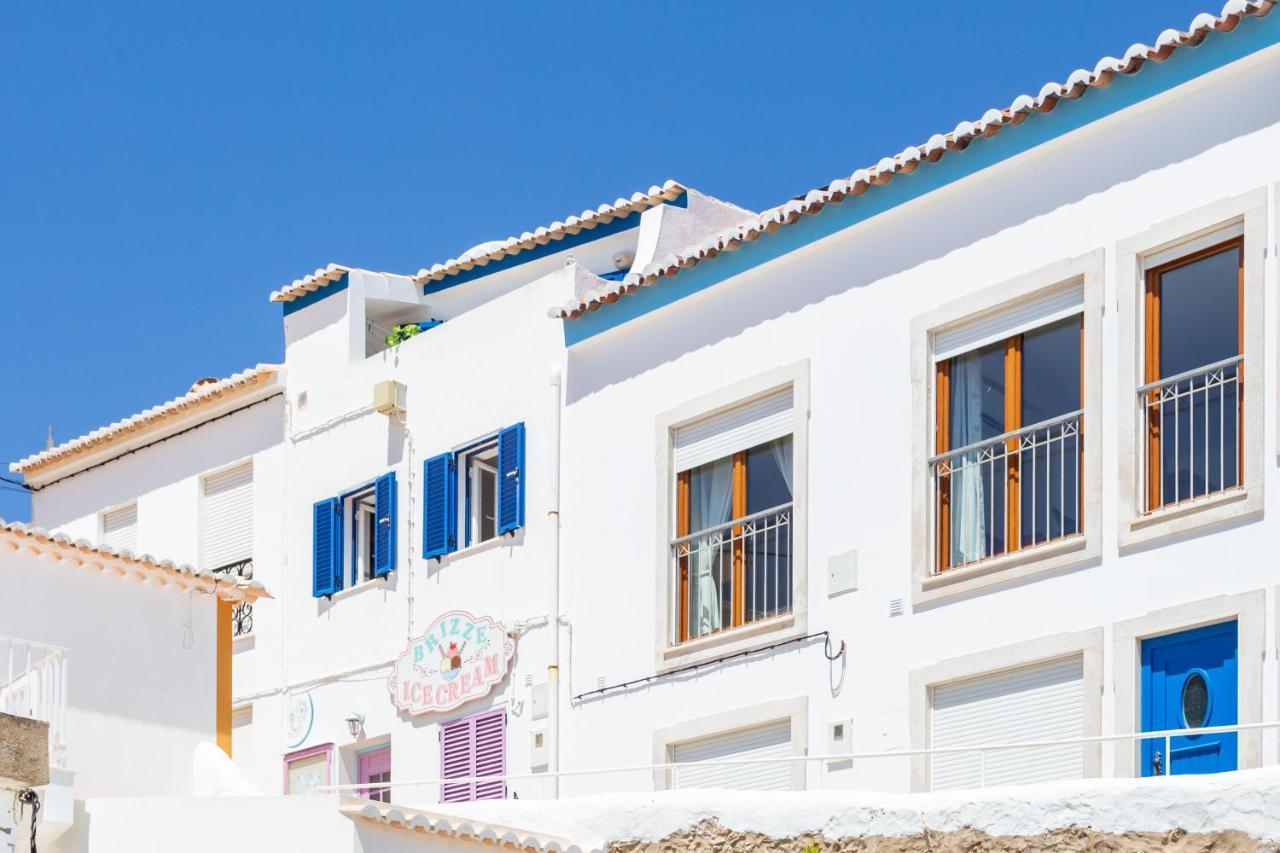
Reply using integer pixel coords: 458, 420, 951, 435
8, 0, 1280, 819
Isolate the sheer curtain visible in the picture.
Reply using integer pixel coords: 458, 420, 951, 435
950, 354, 988, 566
770, 437, 794, 499
689, 458, 733, 636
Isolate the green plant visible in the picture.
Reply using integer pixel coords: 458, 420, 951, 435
800, 844, 821, 853
384, 324, 423, 347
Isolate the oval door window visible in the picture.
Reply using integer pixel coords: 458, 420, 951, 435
1181, 671, 1210, 728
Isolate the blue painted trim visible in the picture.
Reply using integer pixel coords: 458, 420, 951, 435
422, 191, 687, 294
282, 272, 349, 317
564, 16, 1279, 346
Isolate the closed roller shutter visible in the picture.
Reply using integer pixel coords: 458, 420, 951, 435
674, 388, 794, 472
202, 461, 253, 570
930, 656, 1084, 791
932, 283, 1084, 362
672, 719, 793, 791
102, 503, 138, 552
231, 705, 254, 782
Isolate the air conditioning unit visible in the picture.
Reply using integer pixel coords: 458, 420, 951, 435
372, 380, 406, 416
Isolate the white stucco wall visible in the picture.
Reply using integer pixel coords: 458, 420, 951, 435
558, 44, 1280, 794
0, 548, 219, 799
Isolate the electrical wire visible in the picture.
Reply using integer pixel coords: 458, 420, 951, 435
0, 474, 31, 491
571, 630, 846, 701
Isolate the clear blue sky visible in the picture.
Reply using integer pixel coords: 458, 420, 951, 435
0, 1, 1214, 521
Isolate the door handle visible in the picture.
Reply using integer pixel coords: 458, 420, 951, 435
1152, 750, 1163, 775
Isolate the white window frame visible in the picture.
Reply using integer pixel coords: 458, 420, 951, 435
458, 440, 499, 549
910, 251, 1104, 605
346, 488, 377, 586
652, 696, 808, 791
653, 361, 809, 673
1115, 189, 1267, 548
908, 628, 1103, 792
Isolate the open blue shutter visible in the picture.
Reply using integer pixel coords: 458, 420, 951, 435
422, 452, 457, 559
373, 471, 396, 577
312, 497, 341, 597
496, 423, 525, 535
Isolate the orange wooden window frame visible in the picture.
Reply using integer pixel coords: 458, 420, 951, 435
935, 318, 1084, 571
1143, 237, 1244, 511
676, 450, 752, 641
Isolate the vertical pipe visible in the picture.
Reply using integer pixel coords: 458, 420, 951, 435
547, 367, 563, 798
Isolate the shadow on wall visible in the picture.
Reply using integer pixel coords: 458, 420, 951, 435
564, 52, 1280, 404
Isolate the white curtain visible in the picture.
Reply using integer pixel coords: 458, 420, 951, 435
950, 354, 988, 566
770, 437, 794, 499
689, 457, 733, 636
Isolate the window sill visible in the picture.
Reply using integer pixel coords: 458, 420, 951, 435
328, 575, 394, 603
1119, 486, 1259, 550
232, 633, 256, 651
436, 530, 524, 565
916, 535, 1093, 607
657, 613, 802, 674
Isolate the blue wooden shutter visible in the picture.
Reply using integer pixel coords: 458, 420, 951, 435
496, 423, 525, 535
422, 452, 457, 559
373, 471, 396, 577
312, 497, 341, 597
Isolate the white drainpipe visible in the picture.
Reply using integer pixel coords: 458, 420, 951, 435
547, 367, 563, 797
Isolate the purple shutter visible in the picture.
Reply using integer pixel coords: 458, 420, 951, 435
473, 709, 507, 800
439, 716, 474, 803
439, 708, 507, 803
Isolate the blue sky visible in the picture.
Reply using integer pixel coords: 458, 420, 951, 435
0, 0, 1215, 520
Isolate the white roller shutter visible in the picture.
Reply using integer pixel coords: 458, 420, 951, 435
932, 283, 1084, 362
671, 719, 793, 791
231, 705, 252, 763
101, 503, 138, 552
202, 461, 253, 570
674, 388, 794, 472
930, 656, 1084, 791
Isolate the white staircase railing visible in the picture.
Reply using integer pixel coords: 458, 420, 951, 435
1, 635, 68, 767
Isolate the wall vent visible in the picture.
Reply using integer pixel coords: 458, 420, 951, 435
888, 597, 905, 617
595, 676, 607, 691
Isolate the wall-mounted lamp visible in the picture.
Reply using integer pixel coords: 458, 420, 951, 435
345, 712, 366, 739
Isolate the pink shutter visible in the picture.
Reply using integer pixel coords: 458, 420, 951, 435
439, 708, 507, 803
473, 709, 507, 800
440, 716, 475, 803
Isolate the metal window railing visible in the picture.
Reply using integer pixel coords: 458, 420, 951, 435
306, 720, 1280, 805
929, 410, 1082, 572
1, 635, 69, 766
671, 503, 793, 644
1139, 355, 1243, 514
211, 558, 255, 637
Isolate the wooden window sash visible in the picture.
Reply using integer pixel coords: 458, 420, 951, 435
731, 451, 748, 628
1143, 237, 1244, 511
1005, 335, 1023, 555
935, 361, 951, 571
676, 471, 690, 644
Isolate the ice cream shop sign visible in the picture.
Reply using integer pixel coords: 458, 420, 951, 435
388, 610, 515, 715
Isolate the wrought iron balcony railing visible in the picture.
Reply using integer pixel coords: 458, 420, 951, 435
930, 410, 1083, 572
671, 503, 793, 644
210, 558, 255, 638
1139, 355, 1242, 514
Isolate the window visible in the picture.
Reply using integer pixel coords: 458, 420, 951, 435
1141, 237, 1242, 513
312, 471, 397, 598
422, 423, 525, 559
357, 745, 392, 802
201, 461, 253, 571
440, 708, 506, 803
283, 744, 332, 795
101, 502, 138, 552
932, 314, 1083, 571
672, 390, 794, 644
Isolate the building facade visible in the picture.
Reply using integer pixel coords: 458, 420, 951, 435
10, 0, 1280, 807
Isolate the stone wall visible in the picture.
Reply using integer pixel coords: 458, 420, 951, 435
0, 712, 48, 788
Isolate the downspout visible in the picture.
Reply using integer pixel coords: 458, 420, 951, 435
547, 367, 563, 798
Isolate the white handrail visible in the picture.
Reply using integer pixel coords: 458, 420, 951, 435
310, 719, 1279, 797
0, 634, 69, 765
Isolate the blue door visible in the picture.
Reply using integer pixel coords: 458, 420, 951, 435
1140, 621, 1237, 776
